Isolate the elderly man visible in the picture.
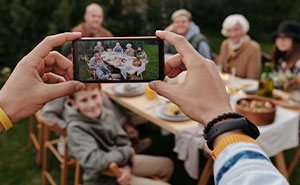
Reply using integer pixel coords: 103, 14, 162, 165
164, 9, 212, 59
72, 3, 113, 37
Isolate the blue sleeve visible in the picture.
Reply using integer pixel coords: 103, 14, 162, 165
197, 41, 212, 59
214, 142, 289, 185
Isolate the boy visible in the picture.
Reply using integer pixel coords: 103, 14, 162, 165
66, 84, 174, 185
95, 57, 113, 80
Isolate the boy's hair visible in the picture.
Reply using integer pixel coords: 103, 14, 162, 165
69, 83, 102, 99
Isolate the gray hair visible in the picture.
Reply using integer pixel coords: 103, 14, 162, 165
171, 9, 192, 21
221, 14, 249, 36
126, 43, 132, 48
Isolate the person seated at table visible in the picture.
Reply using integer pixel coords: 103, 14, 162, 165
66, 83, 174, 185
95, 41, 105, 53
113, 42, 124, 53
88, 49, 101, 69
125, 43, 134, 56
164, 9, 212, 59
135, 44, 147, 59
71, 3, 113, 37
95, 57, 113, 80
271, 20, 300, 73
216, 14, 261, 79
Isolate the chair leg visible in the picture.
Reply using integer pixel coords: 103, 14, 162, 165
197, 158, 213, 185
37, 123, 43, 165
28, 115, 35, 147
288, 145, 300, 177
42, 126, 49, 185
274, 152, 289, 181
61, 143, 69, 185
74, 161, 82, 185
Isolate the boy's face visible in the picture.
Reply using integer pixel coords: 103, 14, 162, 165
71, 88, 103, 119
96, 60, 104, 66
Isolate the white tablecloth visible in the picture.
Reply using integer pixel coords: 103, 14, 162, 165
256, 107, 299, 157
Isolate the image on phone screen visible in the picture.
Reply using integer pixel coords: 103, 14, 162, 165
73, 37, 164, 82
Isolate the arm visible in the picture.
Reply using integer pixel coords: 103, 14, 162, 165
41, 97, 67, 128
150, 31, 288, 185
0, 32, 85, 132
67, 125, 130, 171
197, 41, 212, 59
246, 43, 262, 79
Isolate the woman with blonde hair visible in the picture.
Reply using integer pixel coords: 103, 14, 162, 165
217, 14, 261, 79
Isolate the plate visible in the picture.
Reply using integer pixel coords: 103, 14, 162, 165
237, 79, 258, 93
155, 103, 189, 121
112, 84, 145, 97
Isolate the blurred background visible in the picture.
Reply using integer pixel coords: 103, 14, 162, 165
0, 0, 299, 69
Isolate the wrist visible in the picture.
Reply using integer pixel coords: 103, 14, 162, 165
204, 114, 260, 150
0, 91, 15, 123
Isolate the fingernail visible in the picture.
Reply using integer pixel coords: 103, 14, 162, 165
75, 83, 85, 91
148, 82, 155, 90
155, 30, 163, 33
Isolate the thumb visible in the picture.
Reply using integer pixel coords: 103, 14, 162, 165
149, 80, 178, 101
43, 81, 85, 102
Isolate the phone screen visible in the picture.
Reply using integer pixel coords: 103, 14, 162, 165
73, 37, 164, 82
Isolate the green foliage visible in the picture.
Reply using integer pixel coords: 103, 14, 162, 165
0, 0, 299, 69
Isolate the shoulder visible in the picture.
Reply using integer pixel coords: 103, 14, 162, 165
99, 27, 113, 37
248, 40, 261, 51
71, 23, 84, 32
220, 40, 229, 49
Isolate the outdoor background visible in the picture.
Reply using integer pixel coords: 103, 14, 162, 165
0, 0, 300, 185
1, 0, 300, 69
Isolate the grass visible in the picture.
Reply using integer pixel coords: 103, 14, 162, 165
0, 117, 299, 185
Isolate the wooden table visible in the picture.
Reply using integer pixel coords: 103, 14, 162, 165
102, 83, 198, 134
102, 83, 213, 185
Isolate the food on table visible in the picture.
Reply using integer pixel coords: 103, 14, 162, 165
240, 83, 254, 89
123, 84, 138, 93
132, 59, 142, 67
164, 102, 183, 116
238, 99, 274, 112
121, 58, 126, 63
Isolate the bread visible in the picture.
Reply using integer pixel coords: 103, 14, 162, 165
164, 102, 182, 116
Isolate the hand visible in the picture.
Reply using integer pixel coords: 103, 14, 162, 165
0, 32, 85, 125
117, 166, 132, 185
164, 23, 176, 32
149, 31, 233, 125
123, 123, 139, 139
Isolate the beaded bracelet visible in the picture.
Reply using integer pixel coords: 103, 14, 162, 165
203, 112, 243, 140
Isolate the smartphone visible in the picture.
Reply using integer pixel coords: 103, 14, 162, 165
72, 37, 164, 82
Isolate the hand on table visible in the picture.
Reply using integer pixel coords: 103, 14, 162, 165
149, 31, 233, 125
117, 165, 132, 185
0, 32, 85, 126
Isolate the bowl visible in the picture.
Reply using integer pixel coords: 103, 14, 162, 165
235, 96, 276, 126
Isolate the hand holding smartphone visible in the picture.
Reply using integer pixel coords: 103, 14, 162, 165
73, 37, 164, 82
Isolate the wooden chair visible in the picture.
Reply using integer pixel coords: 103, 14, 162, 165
28, 111, 44, 165
74, 161, 121, 185
287, 136, 300, 177
42, 117, 76, 185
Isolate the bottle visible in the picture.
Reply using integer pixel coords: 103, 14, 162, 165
257, 62, 274, 97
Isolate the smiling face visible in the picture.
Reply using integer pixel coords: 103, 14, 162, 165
226, 23, 244, 44
275, 34, 293, 52
71, 88, 103, 119
173, 15, 191, 36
